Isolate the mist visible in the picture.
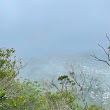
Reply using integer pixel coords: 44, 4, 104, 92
0, 0, 110, 57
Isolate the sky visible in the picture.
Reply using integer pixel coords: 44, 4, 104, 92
0, 0, 110, 57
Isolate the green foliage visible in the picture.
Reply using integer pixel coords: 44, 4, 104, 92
0, 79, 42, 110
0, 48, 107, 110
0, 48, 22, 80
88, 105, 105, 110
58, 75, 69, 80
0, 77, 106, 110
0, 90, 5, 100
58, 75, 74, 91
108, 46, 110, 49
0, 48, 23, 110
47, 91, 74, 105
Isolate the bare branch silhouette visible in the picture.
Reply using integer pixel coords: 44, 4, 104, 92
91, 34, 110, 66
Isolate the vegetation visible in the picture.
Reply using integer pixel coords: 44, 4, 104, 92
0, 36, 110, 110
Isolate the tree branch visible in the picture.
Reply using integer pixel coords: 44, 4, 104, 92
90, 55, 110, 66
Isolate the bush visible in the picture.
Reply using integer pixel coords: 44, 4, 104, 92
0, 48, 107, 110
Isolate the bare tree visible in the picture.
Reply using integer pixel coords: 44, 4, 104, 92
50, 59, 95, 110
90, 34, 110, 108
91, 34, 110, 67
65, 63, 94, 110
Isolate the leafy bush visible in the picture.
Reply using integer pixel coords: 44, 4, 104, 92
0, 48, 107, 110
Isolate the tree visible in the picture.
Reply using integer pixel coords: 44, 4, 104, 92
91, 34, 110, 67
0, 48, 23, 109
0, 48, 24, 90
51, 60, 95, 110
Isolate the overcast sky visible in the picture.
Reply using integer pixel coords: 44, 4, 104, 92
0, 0, 110, 57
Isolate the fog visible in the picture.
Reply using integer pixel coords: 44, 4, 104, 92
0, 0, 110, 57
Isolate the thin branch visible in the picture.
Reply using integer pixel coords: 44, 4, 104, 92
98, 44, 110, 61
84, 76, 93, 99
98, 44, 108, 56
106, 33, 110, 43
90, 55, 110, 66
51, 77, 60, 91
